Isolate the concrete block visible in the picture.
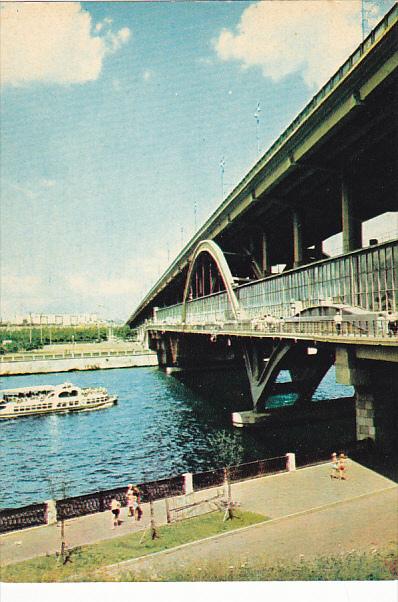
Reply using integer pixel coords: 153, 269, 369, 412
45, 499, 57, 525
286, 453, 296, 472
183, 472, 193, 495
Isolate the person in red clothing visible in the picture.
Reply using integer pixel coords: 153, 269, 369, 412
337, 453, 348, 480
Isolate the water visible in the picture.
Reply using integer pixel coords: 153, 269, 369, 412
0, 366, 354, 508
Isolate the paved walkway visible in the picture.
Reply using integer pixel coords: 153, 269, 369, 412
0, 460, 396, 570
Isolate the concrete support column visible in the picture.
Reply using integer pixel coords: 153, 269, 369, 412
355, 387, 376, 441
292, 210, 304, 268
342, 178, 362, 253
261, 232, 270, 276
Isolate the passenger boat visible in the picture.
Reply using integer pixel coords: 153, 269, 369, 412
0, 382, 117, 419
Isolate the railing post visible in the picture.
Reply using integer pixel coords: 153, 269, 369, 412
183, 472, 193, 494
45, 499, 57, 525
286, 452, 296, 472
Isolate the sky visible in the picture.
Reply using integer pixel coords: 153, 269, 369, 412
1, 0, 397, 321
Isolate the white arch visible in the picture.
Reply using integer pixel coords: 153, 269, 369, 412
182, 240, 241, 322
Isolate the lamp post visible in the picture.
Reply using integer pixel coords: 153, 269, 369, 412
254, 101, 261, 155
220, 157, 226, 201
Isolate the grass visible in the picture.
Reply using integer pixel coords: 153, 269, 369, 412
0, 510, 266, 583
118, 546, 398, 582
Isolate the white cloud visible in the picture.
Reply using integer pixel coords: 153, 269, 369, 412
0, 273, 44, 318
214, 1, 382, 88
39, 179, 57, 189
67, 274, 137, 298
1, 3, 131, 87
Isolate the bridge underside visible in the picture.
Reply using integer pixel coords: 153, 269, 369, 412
149, 329, 397, 453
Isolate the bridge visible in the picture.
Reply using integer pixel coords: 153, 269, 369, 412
128, 6, 398, 449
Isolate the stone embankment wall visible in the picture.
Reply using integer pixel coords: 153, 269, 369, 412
0, 352, 158, 376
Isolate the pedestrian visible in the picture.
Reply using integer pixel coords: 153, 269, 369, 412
110, 497, 121, 528
126, 484, 135, 518
133, 486, 143, 521
334, 311, 343, 335
387, 312, 398, 337
330, 452, 339, 479
337, 453, 348, 480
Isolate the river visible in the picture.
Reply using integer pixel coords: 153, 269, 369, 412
0, 366, 354, 508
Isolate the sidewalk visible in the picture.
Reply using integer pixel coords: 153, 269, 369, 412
0, 460, 396, 567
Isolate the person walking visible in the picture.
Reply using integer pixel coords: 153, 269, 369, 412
334, 311, 343, 335
330, 452, 339, 479
337, 453, 348, 480
133, 486, 143, 521
126, 484, 135, 518
110, 497, 121, 529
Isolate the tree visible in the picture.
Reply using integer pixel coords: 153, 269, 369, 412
209, 431, 244, 520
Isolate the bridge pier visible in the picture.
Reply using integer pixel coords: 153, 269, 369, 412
335, 346, 397, 452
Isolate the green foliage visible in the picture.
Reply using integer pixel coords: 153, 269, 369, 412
123, 547, 398, 582
113, 326, 132, 340
0, 510, 266, 583
208, 430, 245, 467
0, 325, 115, 352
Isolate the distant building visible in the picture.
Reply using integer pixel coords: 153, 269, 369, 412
3, 313, 100, 326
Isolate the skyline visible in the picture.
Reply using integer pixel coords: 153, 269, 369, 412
1, 0, 396, 321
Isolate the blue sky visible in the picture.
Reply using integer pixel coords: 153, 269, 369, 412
1, 1, 396, 321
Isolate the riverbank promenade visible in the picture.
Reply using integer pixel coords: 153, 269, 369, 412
1, 460, 396, 573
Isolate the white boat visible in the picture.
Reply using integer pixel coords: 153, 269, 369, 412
0, 382, 117, 419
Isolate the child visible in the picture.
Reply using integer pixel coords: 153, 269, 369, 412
337, 453, 348, 480
110, 497, 121, 528
330, 452, 339, 479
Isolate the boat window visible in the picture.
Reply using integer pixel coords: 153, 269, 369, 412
59, 391, 70, 398
70, 391, 78, 396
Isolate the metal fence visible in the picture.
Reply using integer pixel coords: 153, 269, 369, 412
55, 475, 185, 521
0, 502, 47, 534
0, 350, 156, 363
192, 456, 287, 491
192, 467, 225, 491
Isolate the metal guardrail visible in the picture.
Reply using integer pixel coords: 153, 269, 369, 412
0, 350, 156, 363
55, 475, 185, 521
0, 503, 47, 533
150, 318, 398, 342
192, 456, 287, 491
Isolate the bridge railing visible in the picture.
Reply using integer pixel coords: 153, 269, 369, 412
152, 316, 398, 340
